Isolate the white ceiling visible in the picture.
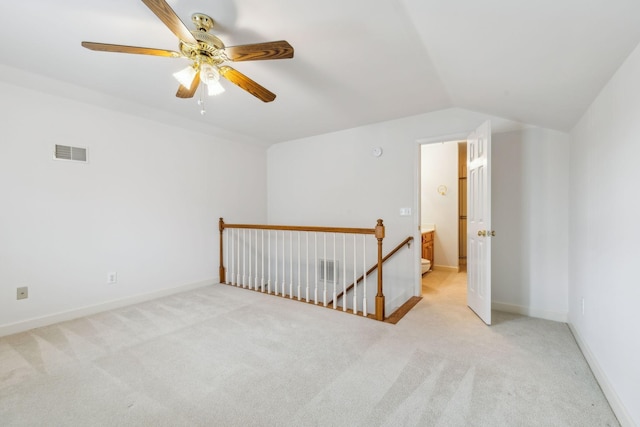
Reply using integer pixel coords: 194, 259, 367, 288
1, 0, 639, 144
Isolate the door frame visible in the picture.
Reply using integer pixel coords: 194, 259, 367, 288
413, 132, 470, 296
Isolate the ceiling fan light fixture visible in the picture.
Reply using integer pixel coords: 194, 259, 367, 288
200, 64, 225, 96
173, 65, 197, 88
201, 64, 219, 81
206, 80, 225, 96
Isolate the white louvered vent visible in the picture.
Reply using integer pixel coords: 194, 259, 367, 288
54, 144, 88, 162
318, 259, 339, 283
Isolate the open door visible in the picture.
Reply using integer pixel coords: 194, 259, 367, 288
467, 121, 492, 325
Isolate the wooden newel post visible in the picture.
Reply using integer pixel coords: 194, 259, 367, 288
375, 218, 385, 321
219, 217, 226, 283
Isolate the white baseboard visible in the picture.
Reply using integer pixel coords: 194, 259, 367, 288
568, 323, 634, 427
0, 279, 215, 338
491, 301, 568, 323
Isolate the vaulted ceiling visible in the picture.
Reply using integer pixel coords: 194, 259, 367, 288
1, 0, 639, 144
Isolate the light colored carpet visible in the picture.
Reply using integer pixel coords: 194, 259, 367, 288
0, 272, 618, 426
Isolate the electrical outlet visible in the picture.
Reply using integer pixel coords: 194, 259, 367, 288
107, 272, 118, 284
581, 298, 585, 315
17, 286, 28, 300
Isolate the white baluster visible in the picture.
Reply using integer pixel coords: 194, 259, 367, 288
243, 229, 247, 288
224, 228, 228, 284
261, 230, 265, 292
306, 233, 310, 302
363, 235, 367, 317
275, 231, 278, 295
289, 231, 293, 298
314, 233, 318, 304
236, 229, 241, 287
323, 233, 327, 307
248, 229, 252, 289
353, 234, 357, 314
332, 233, 337, 309
229, 229, 233, 285
343, 234, 347, 312
282, 231, 286, 297
255, 229, 259, 290
268, 230, 272, 294
297, 233, 301, 300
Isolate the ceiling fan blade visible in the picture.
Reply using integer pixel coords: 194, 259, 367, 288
141, 0, 198, 45
223, 41, 294, 62
218, 66, 276, 102
81, 42, 182, 58
176, 70, 201, 98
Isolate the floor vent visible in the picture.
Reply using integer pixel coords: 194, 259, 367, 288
318, 259, 339, 283
54, 144, 88, 162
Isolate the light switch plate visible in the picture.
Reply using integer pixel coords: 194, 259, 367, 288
400, 207, 412, 216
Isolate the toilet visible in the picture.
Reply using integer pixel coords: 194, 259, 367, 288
421, 258, 431, 275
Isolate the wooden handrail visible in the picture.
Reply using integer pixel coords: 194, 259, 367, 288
330, 236, 414, 305
219, 218, 386, 320
221, 222, 376, 235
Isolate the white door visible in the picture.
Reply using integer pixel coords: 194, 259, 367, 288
467, 121, 492, 325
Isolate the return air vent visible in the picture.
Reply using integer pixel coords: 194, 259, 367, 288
54, 144, 88, 162
318, 259, 339, 283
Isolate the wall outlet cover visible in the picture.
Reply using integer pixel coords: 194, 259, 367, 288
107, 272, 118, 284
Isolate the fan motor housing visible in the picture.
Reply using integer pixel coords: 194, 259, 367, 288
179, 14, 226, 64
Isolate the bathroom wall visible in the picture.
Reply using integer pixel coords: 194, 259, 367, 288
420, 142, 459, 269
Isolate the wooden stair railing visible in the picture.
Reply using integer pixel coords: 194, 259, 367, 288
219, 218, 387, 321
328, 236, 414, 306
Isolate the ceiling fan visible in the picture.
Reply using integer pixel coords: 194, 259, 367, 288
82, 0, 294, 105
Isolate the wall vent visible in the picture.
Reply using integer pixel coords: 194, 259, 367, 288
54, 144, 88, 162
318, 259, 339, 283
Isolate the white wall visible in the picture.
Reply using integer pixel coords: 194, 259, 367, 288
0, 81, 267, 335
420, 142, 459, 268
268, 108, 569, 318
491, 128, 569, 321
569, 41, 640, 426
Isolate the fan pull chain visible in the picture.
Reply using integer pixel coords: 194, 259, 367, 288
198, 83, 206, 115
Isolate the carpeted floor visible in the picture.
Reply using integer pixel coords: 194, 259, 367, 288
0, 272, 619, 426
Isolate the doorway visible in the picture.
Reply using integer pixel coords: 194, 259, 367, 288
415, 121, 493, 325
418, 140, 468, 303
